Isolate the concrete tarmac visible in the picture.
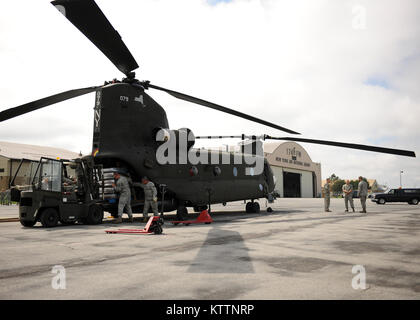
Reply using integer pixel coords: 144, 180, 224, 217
0, 198, 419, 299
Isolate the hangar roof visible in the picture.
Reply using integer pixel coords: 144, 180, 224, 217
0, 141, 80, 161
263, 141, 314, 160
263, 142, 284, 154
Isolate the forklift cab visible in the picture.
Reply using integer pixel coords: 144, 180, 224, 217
17, 157, 104, 228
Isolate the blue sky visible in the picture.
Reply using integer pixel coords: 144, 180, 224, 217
364, 76, 390, 89
207, 0, 232, 5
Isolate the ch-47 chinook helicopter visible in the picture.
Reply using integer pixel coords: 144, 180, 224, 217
0, 0, 416, 221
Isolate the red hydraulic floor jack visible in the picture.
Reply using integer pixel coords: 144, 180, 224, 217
171, 209, 213, 226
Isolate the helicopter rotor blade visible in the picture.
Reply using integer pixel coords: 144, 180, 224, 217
147, 83, 300, 135
51, 0, 139, 76
195, 135, 243, 139
264, 135, 416, 157
0, 86, 102, 122
196, 134, 268, 140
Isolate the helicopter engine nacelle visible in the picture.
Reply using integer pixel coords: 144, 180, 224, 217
156, 127, 195, 150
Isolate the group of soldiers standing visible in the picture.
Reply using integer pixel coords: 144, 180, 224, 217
112, 173, 159, 224
323, 176, 368, 214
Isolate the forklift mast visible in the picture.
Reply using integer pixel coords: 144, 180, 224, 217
79, 156, 103, 201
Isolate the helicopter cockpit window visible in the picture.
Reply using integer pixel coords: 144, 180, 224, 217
39, 159, 62, 192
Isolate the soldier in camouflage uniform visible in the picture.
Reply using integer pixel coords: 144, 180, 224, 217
358, 176, 368, 213
342, 180, 355, 213
140, 176, 159, 222
113, 172, 133, 223
323, 178, 332, 212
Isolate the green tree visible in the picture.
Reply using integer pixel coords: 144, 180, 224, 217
329, 173, 340, 182
332, 179, 346, 194
350, 180, 359, 190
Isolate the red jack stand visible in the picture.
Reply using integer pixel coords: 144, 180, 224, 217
105, 216, 163, 234
171, 210, 213, 226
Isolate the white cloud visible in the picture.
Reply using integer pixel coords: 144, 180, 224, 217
0, 0, 419, 188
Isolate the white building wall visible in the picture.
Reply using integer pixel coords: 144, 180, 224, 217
300, 171, 313, 198
271, 166, 284, 196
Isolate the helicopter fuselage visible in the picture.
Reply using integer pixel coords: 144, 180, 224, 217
93, 82, 275, 208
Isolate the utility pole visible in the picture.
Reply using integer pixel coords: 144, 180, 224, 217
400, 170, 403, 188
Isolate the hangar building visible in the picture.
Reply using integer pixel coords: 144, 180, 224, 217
0, 141, 80, 190
264, 142, 322, 198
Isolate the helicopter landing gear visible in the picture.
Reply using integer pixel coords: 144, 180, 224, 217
176, 205, 188, 220
193, 205, 208, 212
246, 201, 260, 213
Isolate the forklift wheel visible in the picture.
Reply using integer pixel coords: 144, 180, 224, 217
40, 208, 59, 228
86, 205, 104, 225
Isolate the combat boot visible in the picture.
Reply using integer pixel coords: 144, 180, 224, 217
128, 216, 134, 223
114, 217, 122, 224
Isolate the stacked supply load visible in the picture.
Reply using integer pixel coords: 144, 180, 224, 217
100, 168, 129, 203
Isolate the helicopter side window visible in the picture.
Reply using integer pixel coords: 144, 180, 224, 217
39, 159, 62, 192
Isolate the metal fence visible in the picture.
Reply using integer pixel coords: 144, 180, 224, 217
0, 189, 11, 205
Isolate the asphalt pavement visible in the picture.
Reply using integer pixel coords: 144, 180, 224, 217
0, 198, 419, 299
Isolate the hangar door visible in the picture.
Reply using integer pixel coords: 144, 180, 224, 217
283, 171, 301, 198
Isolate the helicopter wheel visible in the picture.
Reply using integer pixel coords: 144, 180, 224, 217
246, 201, 260, 213
252, 202, 260, 213
176, 205, 188, 220
193, 205, 208, 212
245, 202, 253, 213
